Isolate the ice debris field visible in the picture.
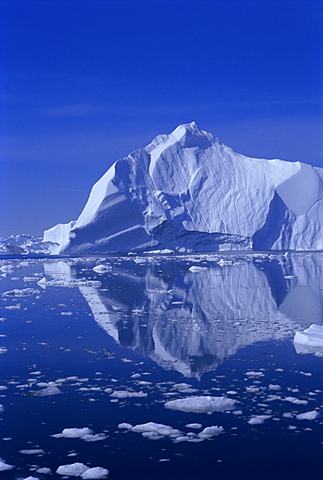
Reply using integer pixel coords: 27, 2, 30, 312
0, 252, 322, 479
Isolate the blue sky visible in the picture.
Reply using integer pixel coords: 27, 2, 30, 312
1, 0, 322, 238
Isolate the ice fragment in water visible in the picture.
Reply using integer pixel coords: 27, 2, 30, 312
248, 415, 272, 425
56, 462, 89, 476
81, 466, 109, 478
296, 411, 320, 421
0, 458, 14, 471
294, 324, 323, 354
165, 396, 236, 413
198, 426, 224, 438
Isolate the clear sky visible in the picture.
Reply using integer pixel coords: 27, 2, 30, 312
1, 0, 322, 238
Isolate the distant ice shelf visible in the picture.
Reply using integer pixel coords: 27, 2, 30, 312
43, 122, 323, 254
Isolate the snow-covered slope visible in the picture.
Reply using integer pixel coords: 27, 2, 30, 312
44, 122, 323, 254
0, 234, 58, 255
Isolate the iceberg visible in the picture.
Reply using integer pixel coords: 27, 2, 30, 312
294, 324, 323, 355
44, 122, 323, 254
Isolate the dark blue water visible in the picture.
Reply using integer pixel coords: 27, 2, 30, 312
0, 253, 322, 479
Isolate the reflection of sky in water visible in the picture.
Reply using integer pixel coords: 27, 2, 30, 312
0, 253, 322, 479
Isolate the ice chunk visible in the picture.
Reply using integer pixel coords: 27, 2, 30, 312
284, 397, 308, 405
19, 449, 45, 455
110, 390, 147, 398
268, 384, 281, 390
296, 410, 320, 421
93, 265, 112, 273
56, 462, 89, 476
294, 324, 323, 354
2, 288, 40, 296
53, 427, 106, 442
245, 371, 264, 378
61, 427, 93, 438
118, 423, 133, 429
165, 395, 236, 413
36, 385, 62, 396
36, 467, 51, 474
81, 466, 109, 479
248, 415, 272, 425
185, 423, 202, 429
0, 458, 14, 471
131, 422, 181, 438
198, 426, 224, 438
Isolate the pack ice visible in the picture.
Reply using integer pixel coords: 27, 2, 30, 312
44, 122, 323, 254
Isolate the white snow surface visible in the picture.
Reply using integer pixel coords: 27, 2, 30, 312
0, 234, 58, 255
44, 122, 323, 254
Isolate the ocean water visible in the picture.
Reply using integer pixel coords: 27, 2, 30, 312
0, 252, 322, 479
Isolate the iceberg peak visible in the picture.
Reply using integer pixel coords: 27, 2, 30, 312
168, 121, 215, 148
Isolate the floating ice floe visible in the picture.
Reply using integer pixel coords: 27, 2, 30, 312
37, 277, 101, 288
197, 426, 224, 438
245, 371, 264, 378
2, 288, 40, 297
19, 449, 45, 455
56, 462, 109, 478
36, 467, 52, 474
56, 463, 89, 476
296, 411, 320, 421
81, 467, 110, 479
268, 384, 281, 391
294, 324, 323, 355
248, 415, 272, 425
0, 458, 14, 471
52, 427, 107, 442
284, 396, 308, 405
93, 265, 112, 273
110, 390, 147, 399
31, 385, 62, 397
118, 421, 224, 443
131, 422, 182, 438
185, 423, 202, 429
164, 395, 236, 413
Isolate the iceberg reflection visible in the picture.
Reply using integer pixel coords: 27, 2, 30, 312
43, 253, 323, 377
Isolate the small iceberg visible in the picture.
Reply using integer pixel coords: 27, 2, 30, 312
293, 324, 323, 355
